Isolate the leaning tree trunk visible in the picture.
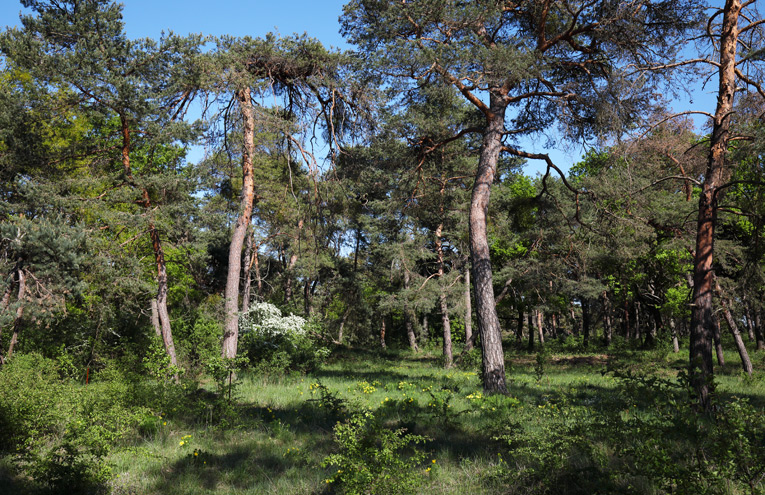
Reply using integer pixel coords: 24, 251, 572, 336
470, 95, 508, 394
222, 87, 256, 360
150, 300, 162, 338
689, 0, 740, 409
120, 114, 178, 369
152, 227, 179, 374
715, 279, 753, 375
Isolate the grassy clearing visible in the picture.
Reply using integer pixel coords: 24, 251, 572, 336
3, 340, 764, 494
100, 342, 765, 495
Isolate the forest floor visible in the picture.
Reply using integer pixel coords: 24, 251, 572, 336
103, 341, 764, 495
3, 339, 764, 494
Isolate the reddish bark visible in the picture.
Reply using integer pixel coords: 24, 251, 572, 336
689, 0, 741, 409
222, 88, 257, 360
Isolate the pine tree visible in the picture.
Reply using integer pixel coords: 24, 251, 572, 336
341, 0, 703, 393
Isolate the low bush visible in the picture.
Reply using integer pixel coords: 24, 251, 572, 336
322, 409, 429, 495
0, 353, 152, 494
239, 302, 330, 374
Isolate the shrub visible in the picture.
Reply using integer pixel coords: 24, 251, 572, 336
0, 353, 150, 494
239, 302, 330, 373
322, 410, 429, 495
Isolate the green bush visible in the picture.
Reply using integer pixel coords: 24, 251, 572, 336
0, 353, 151, 494
322, 409, 429, 495
239, 302, 330, 374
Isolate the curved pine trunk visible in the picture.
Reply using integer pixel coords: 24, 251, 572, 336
689, 0, 741, 409
470, 97, 508, 394
222, 88, 257, 360
121, 114, 178, 371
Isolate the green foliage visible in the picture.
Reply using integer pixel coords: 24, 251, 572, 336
0, 353, 152, 494
492, 398, 612, 495
143, 337, 184, 383
534, 347, 550, 382
239, 302, 330, 374
322, 409, 429, 495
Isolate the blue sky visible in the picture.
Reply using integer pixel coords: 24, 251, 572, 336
1, 1, 350, 48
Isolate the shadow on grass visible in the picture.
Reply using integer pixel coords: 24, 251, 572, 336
0, 463, 47, 495
148, 444, 290, 493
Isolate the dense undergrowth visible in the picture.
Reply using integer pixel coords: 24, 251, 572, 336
1, 337, 764, 494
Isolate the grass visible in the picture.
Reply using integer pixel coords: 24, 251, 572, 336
5, 338, 765, 494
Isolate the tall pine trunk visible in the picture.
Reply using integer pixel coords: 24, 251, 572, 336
121, 115, 177, 370
242, 230, 254, 314
222, 88, 256, 360
689, 0, 741, 409
470, 96, 508, 394
464, 260, 474, 351
435, 223, 452, 366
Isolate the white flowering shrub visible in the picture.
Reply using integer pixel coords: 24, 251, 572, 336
239, 302, 329, 373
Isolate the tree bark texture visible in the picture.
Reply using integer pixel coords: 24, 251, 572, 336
713, 314, 725, 367
150, 299, 162, 338
470, 97, 508, 394
120, 114, 178, 368
403, 268, 419, 352
242, 230, 254, 314
602, 291, 612, 345
151, 227, 178, 371
222, 87, 256, 360
670, 319, 680, 353
6, 268, 26, 361
536, 309, 545, 346
689, 0, 740, 409
435, 223, 452, 366
464, 261, 473, 351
